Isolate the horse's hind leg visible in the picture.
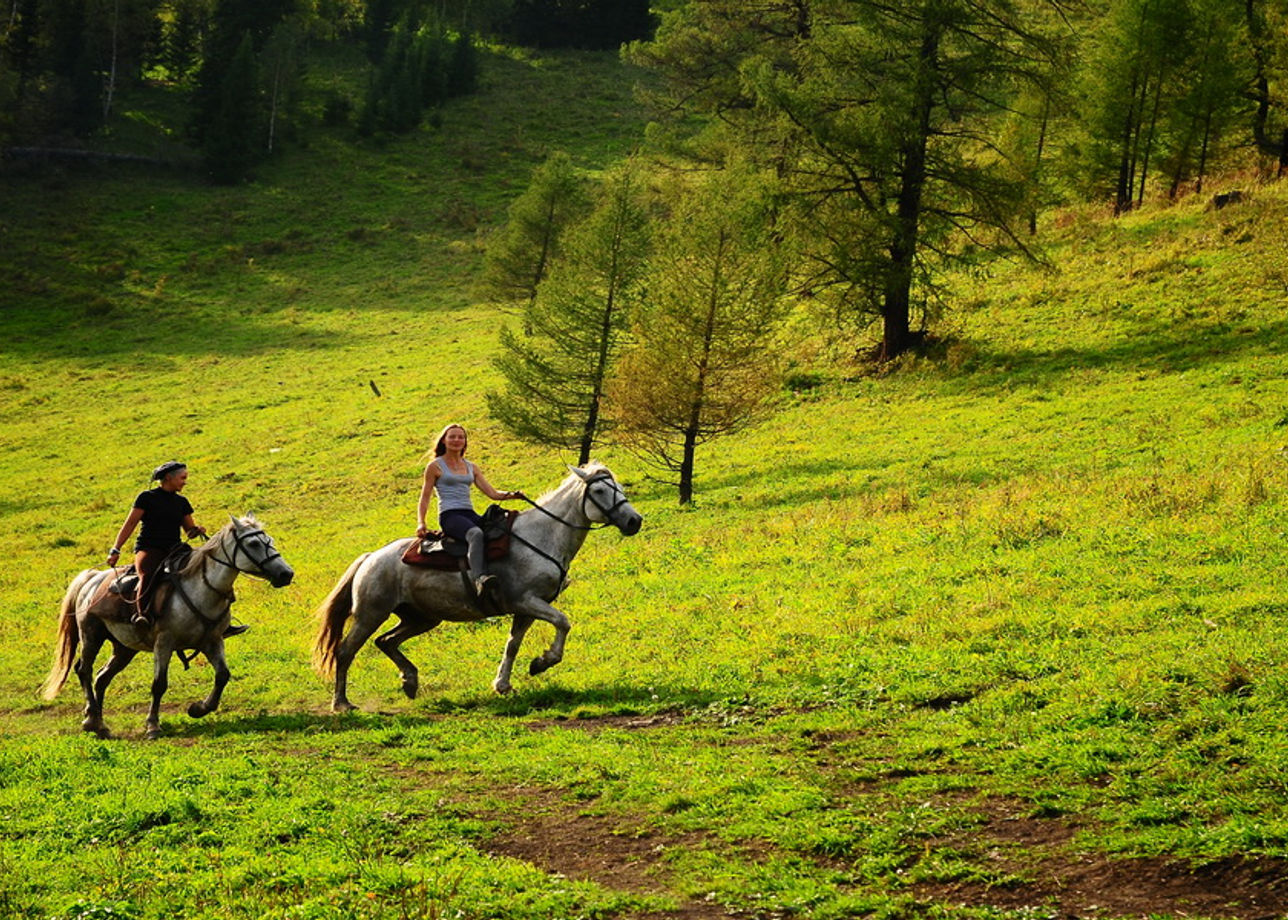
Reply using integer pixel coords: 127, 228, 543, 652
74, 620, 110, 736
331, 614, 385, 714
88, 642, 139, 738
188, 639, 230, 719
374, 609, 440, 700
145, 639, 177, 740
493, 615, 534, 694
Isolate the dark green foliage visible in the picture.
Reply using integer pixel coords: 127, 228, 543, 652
202, 31, 261, 183
488, 163, 650, 464
503, 0, 653, 50
482, 150, 591, 311
162, 0, 209, 83
358, 18, 476, 137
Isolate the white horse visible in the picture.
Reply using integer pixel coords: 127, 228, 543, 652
42, 515, 295, 738
313, 463, 643, 712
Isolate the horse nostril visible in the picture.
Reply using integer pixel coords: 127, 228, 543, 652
622, 516, 642, 536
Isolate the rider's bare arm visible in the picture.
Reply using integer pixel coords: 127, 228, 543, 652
108, 507, 145, 565
417, 461, 440, 536
473, 466, 520, 502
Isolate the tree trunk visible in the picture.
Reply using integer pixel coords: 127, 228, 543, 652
1245, 0, 1277, 158
102, 0, 120, 121
1195, 108, 1213, 193
1029, 96, 1050, 236
1115, 65, 1142, 215
881, 16, 938, 360
1136, 68, 1166, 208
678, 426, 697, 505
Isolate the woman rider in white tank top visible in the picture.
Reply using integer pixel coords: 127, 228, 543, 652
416, 423, 525, 600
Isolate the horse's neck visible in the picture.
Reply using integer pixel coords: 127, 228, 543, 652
176, 533, 238, 597
527, 488, 591, 559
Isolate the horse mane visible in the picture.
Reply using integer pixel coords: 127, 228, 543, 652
533, 462, 609, 506
175, 514, 260, 576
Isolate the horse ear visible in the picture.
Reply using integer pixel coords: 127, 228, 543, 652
569, 465, 589, 482
229, 513, 240, 528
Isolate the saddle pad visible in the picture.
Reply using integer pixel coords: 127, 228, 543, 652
401, 508, 519, 569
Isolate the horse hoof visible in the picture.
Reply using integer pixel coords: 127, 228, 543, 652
333, 700, 357, 714
188, 702, 209, 718
529, 656, 552, 676
144, 726, 161, 740
492, 679, 512, 695
401, 677, 419, 700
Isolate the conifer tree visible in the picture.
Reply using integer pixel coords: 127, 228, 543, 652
489, 164, 651, 464
482, 151, 591, 316
202, 31, 261, 183
610, 170, 788, 504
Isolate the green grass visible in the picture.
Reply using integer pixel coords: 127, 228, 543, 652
4, 44, 1288, 920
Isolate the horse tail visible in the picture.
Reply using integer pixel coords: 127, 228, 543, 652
42, 570, 93, 700
313, 553, 368, 680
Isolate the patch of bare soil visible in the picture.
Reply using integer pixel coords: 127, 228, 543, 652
473, 715, 1288, 919
526, 710, 691, 732
476, 786, 741, 920
914, 801, 1288, 919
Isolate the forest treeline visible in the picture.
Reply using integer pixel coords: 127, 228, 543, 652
5, 0, 1288, 502
0, 0, 653, 179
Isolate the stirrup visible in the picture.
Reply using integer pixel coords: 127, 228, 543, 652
224, 623, 250, 638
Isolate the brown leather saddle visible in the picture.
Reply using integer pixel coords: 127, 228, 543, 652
401, 506, 518, 570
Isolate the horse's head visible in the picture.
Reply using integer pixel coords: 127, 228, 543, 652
221, 514, 295, 587
571, 464, 643, 536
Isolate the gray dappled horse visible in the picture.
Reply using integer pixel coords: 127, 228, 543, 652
42, 516, 294, 738
313, 463, 643, 712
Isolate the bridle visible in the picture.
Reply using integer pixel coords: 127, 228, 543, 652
511, 472, 631, 595
166, 526, 282, 663
518, 471, 629, 531
205, 526, 284, 581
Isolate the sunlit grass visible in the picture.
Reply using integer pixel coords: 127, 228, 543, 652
3, 43, 1288, 920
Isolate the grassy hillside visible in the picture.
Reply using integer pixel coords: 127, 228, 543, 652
3, 47, 1288, 920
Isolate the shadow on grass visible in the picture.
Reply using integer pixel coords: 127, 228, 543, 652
946, 314, 1288, 391
0, 302, 354, 360
175, 682, 727, 739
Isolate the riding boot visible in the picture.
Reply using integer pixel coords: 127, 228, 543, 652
466, 527, 495, 600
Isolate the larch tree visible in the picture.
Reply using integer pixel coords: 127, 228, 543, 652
610, 169, 789, 504
488, 163, 652, 465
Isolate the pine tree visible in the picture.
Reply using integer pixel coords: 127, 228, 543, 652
482, 151, 591, 316
488, 164, 651, 464
202, 31, 261, 183
630, 0, 1066, 360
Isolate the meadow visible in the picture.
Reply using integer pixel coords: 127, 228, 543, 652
3, 46, 1288, 920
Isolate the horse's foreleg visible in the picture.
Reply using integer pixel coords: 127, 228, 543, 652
188, 639, 230, 719
146, 640, 176, 739
74, 622, 110, 737
494, 615, 535, 694
374, 613, 440, 700
513, 599, 571, 679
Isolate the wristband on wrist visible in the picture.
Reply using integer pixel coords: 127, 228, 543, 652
109, 547, 120, 555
